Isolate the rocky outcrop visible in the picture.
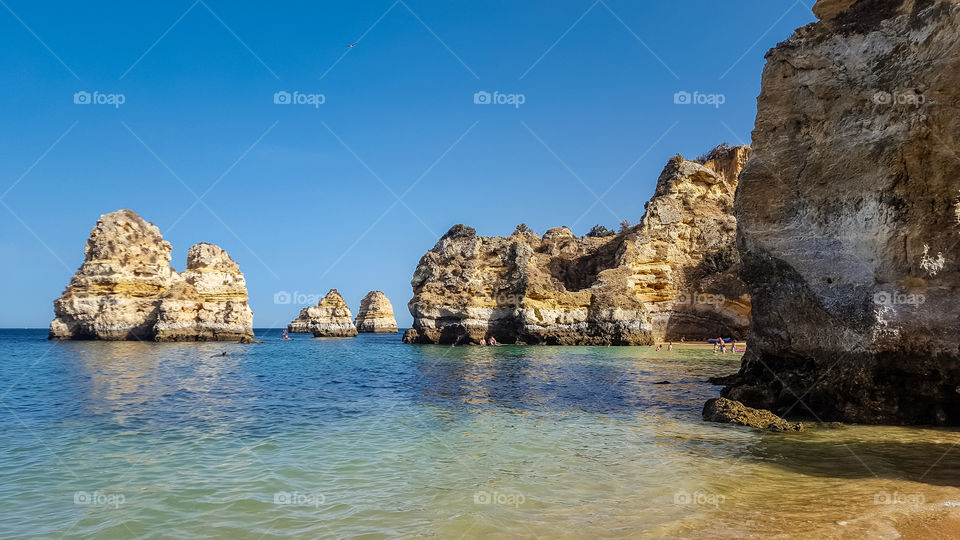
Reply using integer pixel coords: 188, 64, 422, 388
288, 289, 358, 337
721, 0, 960, 424
354, 290, 398, 333
703, 398, 804, 432
405, 145, 752, 345
49, 210, 254, 342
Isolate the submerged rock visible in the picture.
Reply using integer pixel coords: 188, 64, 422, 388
722, 0, 960, 424
405, 145, 752, 345
703, 398, 804, 432
354, 290, 398, 333
288, 289, 358, 338
49, 210, 254, 342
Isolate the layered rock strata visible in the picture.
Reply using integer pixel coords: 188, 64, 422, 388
49, 210, 254, 342
288, 289, 359, 337
721, 0, 960, 424
354, 290, 398, 333
404, 145, 752, 345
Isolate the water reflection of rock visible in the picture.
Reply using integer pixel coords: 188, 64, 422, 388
410, 346, 721, 415
69, 341, 252, 429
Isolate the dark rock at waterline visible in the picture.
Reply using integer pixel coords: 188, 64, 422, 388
703, 397, 803, 432
653, 380, 671, 385
401, 328, 419, 344
708, 373, 739, 385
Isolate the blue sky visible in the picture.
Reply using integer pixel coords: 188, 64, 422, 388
0, 1, 815, 328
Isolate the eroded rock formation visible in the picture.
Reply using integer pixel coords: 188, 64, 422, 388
354, 290, 398, 333
288, 289, 358, 337
405, 145, 752, 345
49, 210, 254, 341
721, 0, 960, 424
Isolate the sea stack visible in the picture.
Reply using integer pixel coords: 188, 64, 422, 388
354, 291, 398, 333
288, 289, 359, 337
404, 145, 751, 345
49, 209, 254, 342
721, 0, 960, 424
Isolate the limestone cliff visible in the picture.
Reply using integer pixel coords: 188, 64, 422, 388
721, 0, 960, 424
404, 145, 751, 345
354, 290, 398, 333
288, 289, 358, 337
49, 210, 254, 342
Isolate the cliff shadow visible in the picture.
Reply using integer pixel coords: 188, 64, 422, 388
742, 431, 960, 488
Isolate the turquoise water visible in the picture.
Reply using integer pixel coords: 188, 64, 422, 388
2, 329, 960, 539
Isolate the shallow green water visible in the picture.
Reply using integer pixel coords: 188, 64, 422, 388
1, 329, 958, 539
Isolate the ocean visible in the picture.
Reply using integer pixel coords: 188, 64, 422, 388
1, 329, 958, 538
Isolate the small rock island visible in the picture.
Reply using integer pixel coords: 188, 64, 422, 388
49, 209, 254, 342
287, 289, 359, 337
354, 290, 398, 333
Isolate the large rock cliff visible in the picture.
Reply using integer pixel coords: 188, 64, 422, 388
404, 145, 752, 345
354, 290, 398, 333
288, 289, 359, 337
49, 210, 254, 342
721, 0, 960, 424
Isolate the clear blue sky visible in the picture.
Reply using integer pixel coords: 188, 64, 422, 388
0, 1, 815, 328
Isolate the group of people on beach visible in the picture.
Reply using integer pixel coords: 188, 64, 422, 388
479, 337, 498, 346
646, 336, 745, 354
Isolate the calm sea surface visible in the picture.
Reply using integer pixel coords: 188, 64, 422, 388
1, 329, 958, 539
